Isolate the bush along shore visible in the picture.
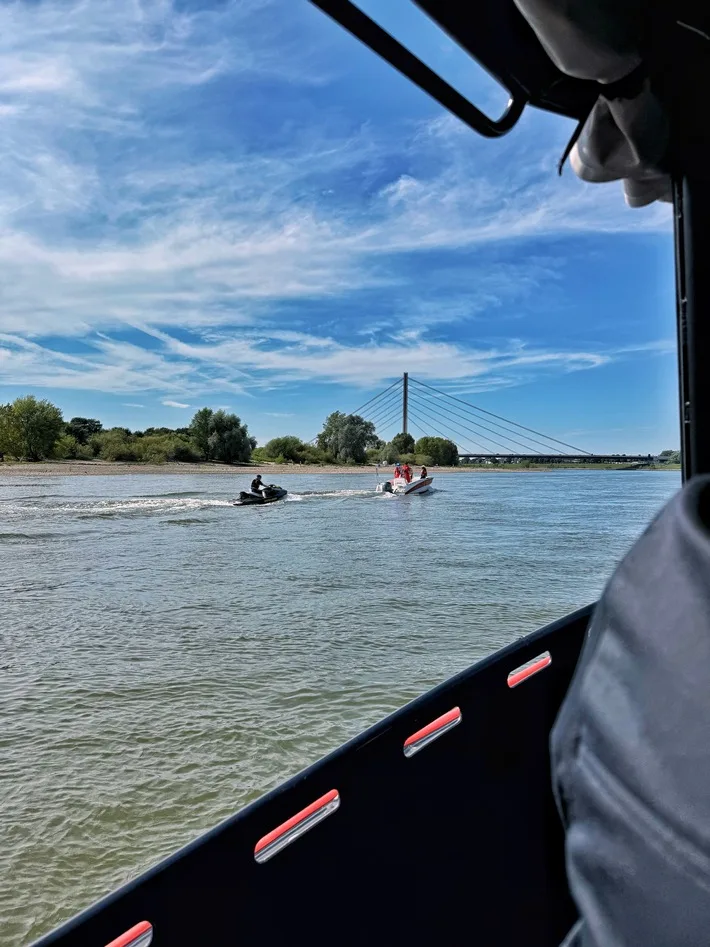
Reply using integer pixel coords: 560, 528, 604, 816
0, 397, 459, 468
0, 396, 677, 472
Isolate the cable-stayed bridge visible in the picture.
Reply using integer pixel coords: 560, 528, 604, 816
347, 374, 652, 464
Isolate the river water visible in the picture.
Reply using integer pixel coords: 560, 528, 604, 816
0, 470, 679, 942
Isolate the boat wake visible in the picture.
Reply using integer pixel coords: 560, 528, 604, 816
2, 487, 417, 521
287, 489, 377, 501
51, 497, 234, 518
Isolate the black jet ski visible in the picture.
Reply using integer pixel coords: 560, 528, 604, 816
232, 484, 287, 506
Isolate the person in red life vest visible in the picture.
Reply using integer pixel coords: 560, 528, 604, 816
393, 462, 402, 480
420, 465, 428, 479
402, 463, 412, 483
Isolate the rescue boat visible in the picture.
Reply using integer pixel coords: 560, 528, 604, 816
376, 475, 433, 495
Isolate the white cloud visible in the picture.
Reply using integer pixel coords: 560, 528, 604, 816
0, 0, 674, 404
123, 402, 144, 408
0, 59, 77, 94
0, 1, 670, 341
0, 320, 674, 396
162, 399, 190, 408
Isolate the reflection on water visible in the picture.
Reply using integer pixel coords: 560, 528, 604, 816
0, 470, 679, 941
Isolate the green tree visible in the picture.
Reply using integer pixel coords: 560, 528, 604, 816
0, 403, 21, 458
264, 435, 306, 462
206, 409, 254, 464
55, 433, 80, 459
0, 396, 64, 460
134, 434, 201, 464
299, 443, 332, 464
65, 417, 102, 444
390, 432, 415, 456
317, 412, 378, 464
189, 408, 215, 460
414, 436, 459, 466
91, 429, 138, 462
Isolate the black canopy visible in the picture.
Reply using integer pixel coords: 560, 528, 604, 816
312, 1, 710, 206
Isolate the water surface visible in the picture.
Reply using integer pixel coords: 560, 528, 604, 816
0, 470, 679, 941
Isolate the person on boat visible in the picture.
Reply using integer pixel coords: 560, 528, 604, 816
402, 463, 412, 483
250, 474, 265, 495
393, 463, 402, 480
420, 465, 428, 479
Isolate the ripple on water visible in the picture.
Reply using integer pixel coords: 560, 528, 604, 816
0, 470, 680, 942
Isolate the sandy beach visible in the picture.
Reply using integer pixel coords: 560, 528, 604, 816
0, 460, 468, 477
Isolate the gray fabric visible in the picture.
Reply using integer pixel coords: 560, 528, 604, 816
514, 0, 671, 206
551, 477, 710, 945
570, 87, 671, 207
513, 0, 643, 80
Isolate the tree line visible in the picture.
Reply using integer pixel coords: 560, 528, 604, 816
0, 397, 459, 467
0, 397, 255, 464
257, 414, 458, 466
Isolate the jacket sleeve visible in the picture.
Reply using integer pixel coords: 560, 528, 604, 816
551, 475, 710, 946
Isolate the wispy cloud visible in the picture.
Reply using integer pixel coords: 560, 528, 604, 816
0, 0, 672, 409
122, 402, 144, 408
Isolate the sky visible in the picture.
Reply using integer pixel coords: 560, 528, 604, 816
0, 0, 679, 452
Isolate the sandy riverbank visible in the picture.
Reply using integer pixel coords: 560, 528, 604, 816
0, 460, 674, 477
0, 461, 469, 477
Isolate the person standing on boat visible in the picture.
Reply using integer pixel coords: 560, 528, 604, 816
420, 465, 428, 479
402, 462, 412, 483
393, 462, 402, 480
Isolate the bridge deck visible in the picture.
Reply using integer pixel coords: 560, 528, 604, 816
457, 454, 653, 463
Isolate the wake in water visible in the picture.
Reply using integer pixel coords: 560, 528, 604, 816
1, 487, 404, 521
136, 490, 208, 499
286, 488, 377, 500
11, 496, 236, 519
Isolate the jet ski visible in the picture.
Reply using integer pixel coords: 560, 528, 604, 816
232, 484, 287, 505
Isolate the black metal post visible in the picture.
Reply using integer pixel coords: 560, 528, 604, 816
674, 176, 710, 480
403, 372, 408, 435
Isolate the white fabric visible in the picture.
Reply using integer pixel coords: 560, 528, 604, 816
513, 0, 672, 206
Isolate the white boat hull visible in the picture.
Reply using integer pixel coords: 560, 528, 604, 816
376, 476, 433, 495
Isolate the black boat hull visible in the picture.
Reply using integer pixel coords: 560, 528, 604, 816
33, 605, 591, 947
232, 487, 287, 506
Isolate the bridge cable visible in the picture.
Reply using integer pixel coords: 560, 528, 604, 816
362, 406, 403, 434
370, 406, 403, 435
361, 390, 404, 427
410, 376, 591, 455
411, 381, 563, 454
306, 378, 403, 444
408, 406, 490, 454
351, 377, 403, 417
408, 392, 530, 454
409, 386, 551, 454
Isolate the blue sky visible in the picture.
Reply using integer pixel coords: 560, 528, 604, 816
0, 0, 678, 452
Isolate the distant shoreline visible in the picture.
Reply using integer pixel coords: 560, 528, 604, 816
0, 460, 680, 477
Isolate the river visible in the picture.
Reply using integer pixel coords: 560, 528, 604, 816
0, 469, 679, 942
